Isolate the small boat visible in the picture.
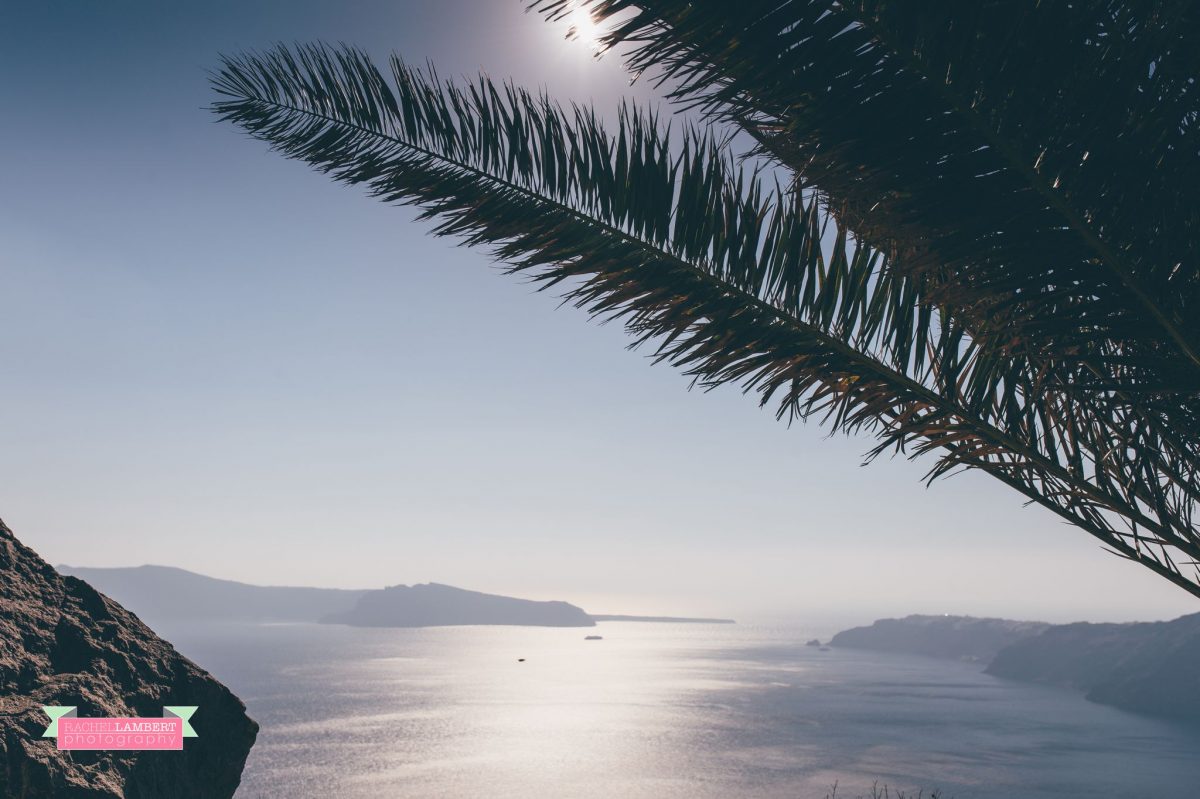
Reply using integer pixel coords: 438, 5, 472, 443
584, 635, 603, 640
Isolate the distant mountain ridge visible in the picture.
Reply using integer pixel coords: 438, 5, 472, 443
830, 613, 1200, 724
57, 565, 732, 628
59, 564, 366, 625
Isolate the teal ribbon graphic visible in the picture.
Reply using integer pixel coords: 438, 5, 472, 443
41, 706, 76, 737
163, 706, 199, 737
42, 706, 199, 737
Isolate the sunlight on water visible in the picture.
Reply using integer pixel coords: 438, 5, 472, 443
161, 622, 1200, 799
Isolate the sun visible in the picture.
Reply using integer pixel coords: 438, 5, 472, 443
565, 5, 603, 53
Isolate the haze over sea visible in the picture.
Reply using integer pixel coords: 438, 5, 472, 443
159, 621, 1199, 798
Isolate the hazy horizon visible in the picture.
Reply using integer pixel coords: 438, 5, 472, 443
52, 559, 1196, 628
4, 1, 1198, 627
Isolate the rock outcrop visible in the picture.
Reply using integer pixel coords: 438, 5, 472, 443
322, 582, 596, 627
0, 519, 257, 798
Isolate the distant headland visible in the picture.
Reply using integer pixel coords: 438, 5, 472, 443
321, 582, 594, 628
828, 613, 1200, 725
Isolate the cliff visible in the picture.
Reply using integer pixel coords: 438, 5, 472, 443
986, 613, 1200, 723
829, 615, 1051, 662
0, 519, 257, 798
829, 612, 1200, 724
322, 582, 596, 627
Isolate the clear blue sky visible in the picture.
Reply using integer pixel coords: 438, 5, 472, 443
2, 1, 1194, 624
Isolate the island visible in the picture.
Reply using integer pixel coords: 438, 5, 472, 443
321, 582, 595, 628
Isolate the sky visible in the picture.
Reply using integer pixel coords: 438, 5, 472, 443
2, 0, 1196, 625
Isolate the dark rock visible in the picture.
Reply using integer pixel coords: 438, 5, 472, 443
0, 518, 257, 798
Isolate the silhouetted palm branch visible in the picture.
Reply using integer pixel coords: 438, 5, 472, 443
534, 2, 1200, 586
212, 29, 1200, 599
553, 1, 1200, 372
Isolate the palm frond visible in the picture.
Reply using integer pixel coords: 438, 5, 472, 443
213, 43, 1200, 598
544, 2, 1200, 379
534, 0, 1200, 592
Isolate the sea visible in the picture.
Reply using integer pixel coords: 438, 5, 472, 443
157, 620, 1200, 798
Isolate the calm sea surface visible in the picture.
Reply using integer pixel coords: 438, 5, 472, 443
158, 621, 1200, 798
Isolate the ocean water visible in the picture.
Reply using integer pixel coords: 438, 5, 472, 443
159, 621, 1200, 798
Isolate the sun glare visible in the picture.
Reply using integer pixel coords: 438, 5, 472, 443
565, 5, 603, 53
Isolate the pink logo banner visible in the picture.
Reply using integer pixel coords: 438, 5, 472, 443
42, 705, 197, 750
57, 717, 184, 750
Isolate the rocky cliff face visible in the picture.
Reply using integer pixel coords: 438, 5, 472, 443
986, 613, 1200, 723
829, 615, 1051, 662
0, 519, 257, 798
